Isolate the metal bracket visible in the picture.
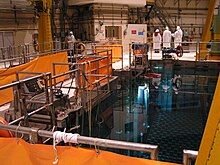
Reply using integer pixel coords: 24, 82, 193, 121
29, 127, 41, 144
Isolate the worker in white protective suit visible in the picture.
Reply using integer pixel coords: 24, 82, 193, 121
153, 29, 161, 53
163, 26, 172, 48
172, 26, 183, 48
66, 31, 76, 56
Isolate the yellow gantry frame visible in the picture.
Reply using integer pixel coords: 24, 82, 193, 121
197, 0, 216, 60
195, 74, 220, 165
146, 0, 155, 3
29, 0, 53, 52
38, 0, 52, 52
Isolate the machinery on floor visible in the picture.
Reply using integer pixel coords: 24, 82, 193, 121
162, 45, 183, 59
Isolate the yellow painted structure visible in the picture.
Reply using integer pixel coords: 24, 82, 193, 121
29, 0, 53, 52
195, 74, 220, 165
206, 55, 220, 60
38, 12, 53, 52
197, 0, 216, 60
146, 0, 155, 3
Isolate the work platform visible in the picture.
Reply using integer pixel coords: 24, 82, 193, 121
0, 41, 220, 164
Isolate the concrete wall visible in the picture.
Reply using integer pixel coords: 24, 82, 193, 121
14, 30, 36, 46
0, 28, 37, 48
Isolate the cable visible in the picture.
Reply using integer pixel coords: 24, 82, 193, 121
67, 72, 75, 95
88, 61, 92, 137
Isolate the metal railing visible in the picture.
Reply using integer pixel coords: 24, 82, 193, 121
0, 47, 115, 128
0, 123, 159, 160
183, 149, 198, 165
1, 40, 220, 70
0, 41, 74, 68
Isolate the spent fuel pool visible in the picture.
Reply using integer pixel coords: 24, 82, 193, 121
85, 62, 218, 164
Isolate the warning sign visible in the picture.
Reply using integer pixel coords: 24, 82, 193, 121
131, 30, 137, 34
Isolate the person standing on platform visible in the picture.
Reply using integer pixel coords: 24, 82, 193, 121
173, 26, 183, 48
163, 26, 172, 48
66, 31, 76, 57
153, 29, 161, 53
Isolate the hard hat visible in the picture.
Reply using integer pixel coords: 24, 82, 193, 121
176, 26, 180, 30
69, 31, 73, 35
165, 26, 169, 30
155, 29, 159, 32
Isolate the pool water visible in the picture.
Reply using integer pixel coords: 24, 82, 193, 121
82, 61, 218, 164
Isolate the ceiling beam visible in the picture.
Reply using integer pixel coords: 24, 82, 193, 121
195, 0, 202, 6
186, 0, 192, 6
174, 0, 179, 6
161, 0, 168, 6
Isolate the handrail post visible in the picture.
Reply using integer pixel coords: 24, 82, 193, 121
183, 149, 198, 165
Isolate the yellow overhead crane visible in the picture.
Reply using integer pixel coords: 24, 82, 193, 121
28, 0, 53, 52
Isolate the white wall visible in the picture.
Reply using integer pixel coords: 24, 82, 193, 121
94, 23, 147, 54
123, 24, 147, 43
123, 24, 148, 54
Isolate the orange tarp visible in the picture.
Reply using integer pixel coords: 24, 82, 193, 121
94, 44, 122, 62
78, 55, 112, 89
78, 57, 98, 87
0, 52, 69, 106
0, 138, 180, 165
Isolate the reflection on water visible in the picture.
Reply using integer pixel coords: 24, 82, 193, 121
109, 73, 216, 163
86, 62, 218, 164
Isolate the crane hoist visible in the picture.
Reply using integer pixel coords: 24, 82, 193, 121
28, 0, 53, 52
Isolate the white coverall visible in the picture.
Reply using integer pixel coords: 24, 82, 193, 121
153, 31, 161, 51
67, 33, 76, 50
173, 26, 183, 48
163, 27, 172, 48
66, 32, 76, 57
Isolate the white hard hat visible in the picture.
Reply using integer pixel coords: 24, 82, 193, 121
69, 31, 73, 35
165, 26, 169, 30
155, 29, 159, 32
177, 26, 180, 30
